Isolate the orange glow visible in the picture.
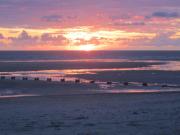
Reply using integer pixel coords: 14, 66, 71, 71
64, 28, 156, 40
78, 44, 96, 51
0, 26, 158, 50
67, 44, 96, 51
170, 31, 180, 39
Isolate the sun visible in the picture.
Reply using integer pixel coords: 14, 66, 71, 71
66, 44, 96, 51
79, 44, 95, 51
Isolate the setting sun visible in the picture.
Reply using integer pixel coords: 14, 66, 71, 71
78, 44, 96, 51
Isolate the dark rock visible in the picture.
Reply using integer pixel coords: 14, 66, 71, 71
11, 77, 16, 80
0, 76, 5, 80
61, 78, 65, 82
90, 80, 95, 84
75, 79, 80, 83
47, 78, 52, 82
22, 77, 28, 80
107, 81, 112, 85
142, 82, 148, 87
124, 82, 129, 86
34, 78, 39, 81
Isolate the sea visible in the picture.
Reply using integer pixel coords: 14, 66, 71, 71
0, 51, 180, 96
0, 51, 180, 61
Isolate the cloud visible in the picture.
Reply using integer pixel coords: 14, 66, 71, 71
152, 11, 179, 18
0, 34, 4, 39
40, 33, 69, 46
148, 32, 180, 46
9, 31, 38, 46
18, 31, 33, 39
42, 15, 62, 22
72, 37, 102, 46
0, 29, 179, 50
0, 33, 8, 46
118, 32, 180, 49
113, 21, 145, 27
109, 15, 131, 20
0, 0, 180, 29
0, 31, 69, 49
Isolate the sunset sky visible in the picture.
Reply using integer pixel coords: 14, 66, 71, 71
0, 0, 179, 50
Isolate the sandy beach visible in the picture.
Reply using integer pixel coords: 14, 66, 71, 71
0, 80, 180, 135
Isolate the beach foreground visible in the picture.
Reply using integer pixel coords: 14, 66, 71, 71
0, 82, 180, 135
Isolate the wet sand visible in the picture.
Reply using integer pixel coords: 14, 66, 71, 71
0, 80, 180, 135
0, 92, 180, 135
69, 70, 180, 85
0, 80, 179, 97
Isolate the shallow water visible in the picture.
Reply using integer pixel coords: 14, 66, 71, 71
0, 60, 180, 83
0, 51, 180, 94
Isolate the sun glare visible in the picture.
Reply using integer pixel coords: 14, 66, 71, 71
79, 44, 95, 51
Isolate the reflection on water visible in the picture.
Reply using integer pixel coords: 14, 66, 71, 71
0, 60, 180, 82
0, 89, 38, 98
0, 59, 165, 63
0, 60, 180, 92
0, 88, 180, 99
0, 61, 180, 77
101, 89, 180, 94
150, 61, 180, 71
37, 61, 180, 73
0, 57, 180, 97
0, 94, 38, 98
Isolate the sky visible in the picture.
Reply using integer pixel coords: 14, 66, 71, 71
0, 0, 179, 50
